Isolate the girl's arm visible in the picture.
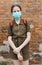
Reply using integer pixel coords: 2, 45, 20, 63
18, 32, 31, 51
8, 36, 21, 54
8, 36, 16, 49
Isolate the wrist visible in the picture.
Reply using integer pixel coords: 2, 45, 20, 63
13, 47, 16, 50
18, 47, 21, 51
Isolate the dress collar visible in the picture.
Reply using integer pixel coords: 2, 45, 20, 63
14, 19, 23, 25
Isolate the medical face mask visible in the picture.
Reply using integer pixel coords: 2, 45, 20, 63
12, 12, 22, 19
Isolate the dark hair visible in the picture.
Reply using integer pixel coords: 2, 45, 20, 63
11, 4, 22, 13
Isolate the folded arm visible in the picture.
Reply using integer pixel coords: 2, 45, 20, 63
18, 32, 31, 51
8, 36, 16, 49
8, 36, 21, 54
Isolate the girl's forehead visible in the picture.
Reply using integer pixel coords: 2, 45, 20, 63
13, 6, 20, 11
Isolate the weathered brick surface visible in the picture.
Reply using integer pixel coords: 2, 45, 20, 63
0, 0, 42, 63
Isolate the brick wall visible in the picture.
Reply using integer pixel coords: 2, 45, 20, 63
0, 0, 42, 52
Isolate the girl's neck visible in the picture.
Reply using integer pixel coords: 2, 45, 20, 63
15, 18, 20, 24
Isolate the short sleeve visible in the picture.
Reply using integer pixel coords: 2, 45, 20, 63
8, 25, 12, 36
26, 21, 30, 32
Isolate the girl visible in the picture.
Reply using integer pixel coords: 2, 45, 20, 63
8, 4, 31, 65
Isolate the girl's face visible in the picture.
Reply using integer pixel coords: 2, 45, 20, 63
13, 6, 21, 13
12, 6, 22, 19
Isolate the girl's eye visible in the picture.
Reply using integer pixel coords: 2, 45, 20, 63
13, 11, 16, 12
13, 10, 20, 12
17, 10, 20, 12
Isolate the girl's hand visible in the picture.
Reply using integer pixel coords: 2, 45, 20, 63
17, 53, 23, 61
13, 48, 20, 54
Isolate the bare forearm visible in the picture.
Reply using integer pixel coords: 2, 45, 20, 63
8, 36, 16, 50
18, 32, 31, 50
